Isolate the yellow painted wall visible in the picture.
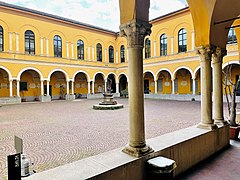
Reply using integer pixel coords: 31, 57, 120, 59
74, 73, 88, 95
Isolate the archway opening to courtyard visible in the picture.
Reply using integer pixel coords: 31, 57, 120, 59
0, 68, 10, 98
194, 68, 201, 95
143, 72, 154, 94
107, 74, 116, 93
119, 74, 128, 96
94, 73, 105, 93
49, 71, 67, 100
74, 72, 88, 99
20, 70, 41, 102
156, 70, 172, 94
174, 68, 192, 94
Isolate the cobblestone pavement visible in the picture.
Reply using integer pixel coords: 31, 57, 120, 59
0, 98, 232, 179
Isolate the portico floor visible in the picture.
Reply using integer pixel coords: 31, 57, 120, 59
0, 98, 239, 179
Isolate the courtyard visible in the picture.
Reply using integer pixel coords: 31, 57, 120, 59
3, 98, 238, 179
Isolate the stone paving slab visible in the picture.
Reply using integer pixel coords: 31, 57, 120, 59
0, 98, 233, 179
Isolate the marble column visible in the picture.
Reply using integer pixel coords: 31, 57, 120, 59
16, 80, 20, 97
120, 20, 153, 157
197, 46, 217, 130
104, 80, 107, 93
66, 81, 69, 95
212, 47, 227, 126
88, 81, 91, 94
41, 80, 44, 96
155, 80, 158, 94
9, 80, 13, 97
92, 81, 95, 94
71, 81, 74, 95
116, 82, 119, 94
47, 81, 50, 96
172, 78, 175, 94
192, 78, 196, 95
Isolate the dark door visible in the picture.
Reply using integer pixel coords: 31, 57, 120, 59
144, 80, 149, 94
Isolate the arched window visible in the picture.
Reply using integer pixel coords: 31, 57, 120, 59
227, 28, 237, 44
145, 38, 151, 58
97, 43, 102, 61
109, 46, 114, 63
178, 28, 187, 53
0, 26, 3, 52
77, 40, 84, 60
120, 45, 125, 63
160, 34, 167, 56
54, 35, 62, 57
25, 30, 35, 55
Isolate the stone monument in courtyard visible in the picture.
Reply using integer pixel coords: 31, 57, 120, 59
93, 78, 123, 110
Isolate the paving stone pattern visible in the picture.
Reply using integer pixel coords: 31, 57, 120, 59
0, 99, 232, 179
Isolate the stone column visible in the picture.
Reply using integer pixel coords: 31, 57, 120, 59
120, 20, 153, 157
46, 39, 49, 56
197, 46, 217, 130
47, 81, 50, 96
116, 82, 119, 94
155, 80, 158, 94
66, 42, 69, 58
16, 80, 20, 97
71, 81, 74, 95
88, 81, 91, 94
104, 80, 107, 93
172, 78, 175, 94
66, 81, 69, 95
9, 32, 13, 52
212, 47, 227, 126
192, 78, 196, 95
153, 41, 157, 57
9, 80, 13, 97
41, 80, 44, 96
16, 33, 19, 53
92, 81, 95, 94
40, 38, 44, 56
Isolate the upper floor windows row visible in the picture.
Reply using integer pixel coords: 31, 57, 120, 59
0, 27, 126, 63
144, 28, 188, 58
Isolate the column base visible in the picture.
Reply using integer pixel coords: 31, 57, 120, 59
214, 119, 228, 127
122, 144, 154, 158
40, 95, 51, 102
197, 122, 218, 130
65, 94, 75, 101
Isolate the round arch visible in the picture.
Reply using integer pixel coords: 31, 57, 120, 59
155, 68, 173, 81
93, 72, 106, 82
143, 70, 155, 80
106, 72, 118, 82
0, 65, 12, 80
17, 67, 43, 81
223, 61, 240, 69
73, 70, 90, 82
173, 66, 194, 79
48, 69, 70, 81
118, 72, 129, 82
193, 66, 201, 79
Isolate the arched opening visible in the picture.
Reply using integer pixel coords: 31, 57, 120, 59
222, 63, 240, 96
119, 74, 128, 96
194, 68, 201, 95
0, 68, 9, 97
174, 68, 192, 94
156, 70, 172, 94
49, 71, 67, 100
94, 73, 104, 93
143, 72, 154, 94
20, 70, 41, 102
74, 72, 88, 99
107, 74, 116, 93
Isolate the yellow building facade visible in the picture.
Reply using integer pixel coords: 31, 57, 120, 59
0, 3, 239, 103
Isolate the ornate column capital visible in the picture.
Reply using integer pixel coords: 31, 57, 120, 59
196, 46, 214, 61
212, 47, 227, 64
120, 20, 152, 47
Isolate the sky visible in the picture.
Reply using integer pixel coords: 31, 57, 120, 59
2, 0, 188, 32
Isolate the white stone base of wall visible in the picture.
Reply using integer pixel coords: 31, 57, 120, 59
65, 94, 75, 101
40, 95, 51, 102
0, 97, 21, 105
144, 94, 201, 101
